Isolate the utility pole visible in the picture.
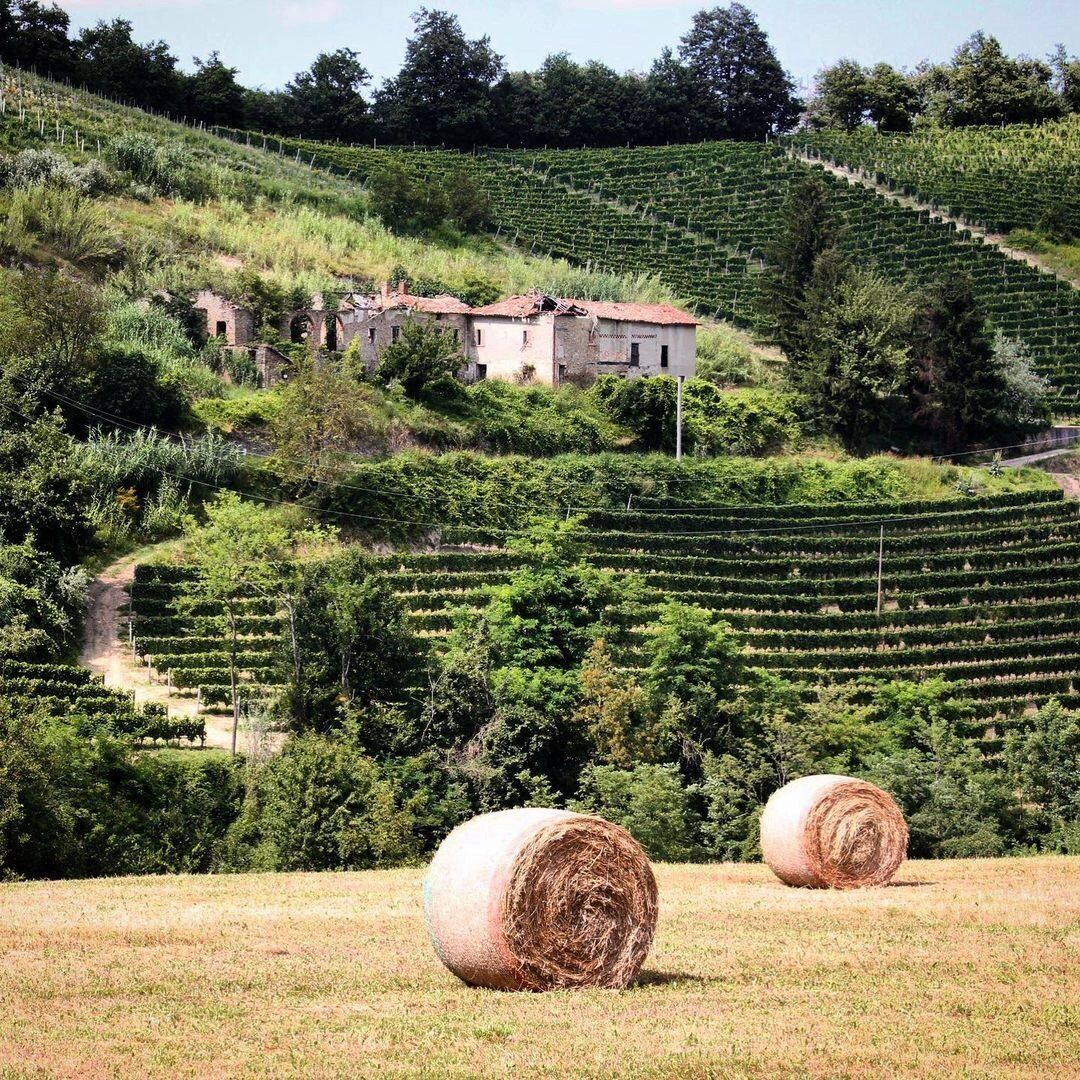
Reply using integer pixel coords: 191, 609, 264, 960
876, 526, 885, 618
676, 374, 685, 461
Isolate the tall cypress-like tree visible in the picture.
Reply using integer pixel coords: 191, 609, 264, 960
911, 275, 1007, 449
757, 176, 841, 363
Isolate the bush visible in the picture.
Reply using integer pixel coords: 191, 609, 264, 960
224, 734, 420, 871
572, 763, 700, 861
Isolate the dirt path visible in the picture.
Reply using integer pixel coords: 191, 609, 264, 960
790, 151, 1079, 287
79, 553, 234, 752
1050, 473, 1080, 500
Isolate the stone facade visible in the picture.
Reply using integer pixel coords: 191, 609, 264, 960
193, 289, 255, 346
467, 293, 698, 386
191, 285, 697, 389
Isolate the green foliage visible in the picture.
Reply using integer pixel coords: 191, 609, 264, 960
225, 733, 419, 871
0, 542, 87, 659
0, 701, 241, 880
911, 275, 1008, 448
1004, 699, 1080, 839
799, 268, 915, 449
375, 320, 464, 399
283, 546, 423, 733
572, 763, 700, 862
106, 132, 196, 198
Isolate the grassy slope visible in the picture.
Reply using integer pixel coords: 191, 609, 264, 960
0, 859, 1076, 1078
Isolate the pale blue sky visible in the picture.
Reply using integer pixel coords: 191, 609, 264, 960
54, 0, 1080, 95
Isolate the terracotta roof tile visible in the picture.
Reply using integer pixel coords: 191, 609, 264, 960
568, 299, 699, 326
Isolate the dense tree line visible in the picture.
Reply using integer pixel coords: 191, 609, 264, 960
757, 176, 1051, 452
3, 3, 1076, 149
0, 3, 800, 147
807, 35, 1080, 133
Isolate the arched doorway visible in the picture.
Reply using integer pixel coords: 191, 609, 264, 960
325, 315, 345, 351
290, 313, 313, 345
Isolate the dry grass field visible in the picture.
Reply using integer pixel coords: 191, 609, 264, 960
1, 858, 1078, 1079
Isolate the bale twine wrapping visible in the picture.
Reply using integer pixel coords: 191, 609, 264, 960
760, 774, 908, 889
423, 808, 658, 991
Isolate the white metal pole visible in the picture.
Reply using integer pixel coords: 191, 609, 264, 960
676, 375, 685, 461
876, 526, 885, 618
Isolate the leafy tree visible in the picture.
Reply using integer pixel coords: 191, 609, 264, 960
285, 49, 371, 142
910, 275, 1008, 448
0, 394, 95, 562
1004, 700, 1080, 844
367, 159, 449, 234
588, 374, 676, 451
284, 547, 422, 733
270, 363, 385, 486
639, 48, 710, 144
188, 51, 246, 128
375, 320, 464, 399
485, 519, 627, 670
641, 600, 743, 754
75, 18, 182, 114
0, 541, 86, 659
1, 1, 76, 80
225, 734, 419, 871
374, 8, 504, 148
919, 32, 1060, 127
865, 62, 919, 132
572, 763, 700, 861
85, 345, 185, 433
807, 59, 871, 131
800, 268, 914, 449
573, 639, 644, 768
178, 495, 321, 755
1050, 44, 1080, 113
678, 3, 801, 139
443, 169, 491, 233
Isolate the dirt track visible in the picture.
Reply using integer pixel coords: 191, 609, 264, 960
79, 554, 234, 751
790, 150, 1078, 285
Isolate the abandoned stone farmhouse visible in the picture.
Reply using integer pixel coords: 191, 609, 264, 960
193, 284, 698, 388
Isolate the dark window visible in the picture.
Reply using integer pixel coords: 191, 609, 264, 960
630, 342, 640, 367
368, 327, 376, 344
475, 328, 483, 346
476, 363, 487, 381
391, 325, 401, 343
452, 329, 460, 342
523, 329, 531, 346
661, 344, 669, 368
558, 364, 567, 384
215, 320, 227, 338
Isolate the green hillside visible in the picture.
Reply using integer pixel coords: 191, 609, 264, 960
794, 116, 1080, 238
228, 131, 1080, 412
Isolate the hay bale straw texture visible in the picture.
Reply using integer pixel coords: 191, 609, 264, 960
760, 774, 908, 889
423, 808, 658, 991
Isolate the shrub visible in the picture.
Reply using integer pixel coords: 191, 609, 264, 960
572, 763, 700, 861
224, 734, 420, 871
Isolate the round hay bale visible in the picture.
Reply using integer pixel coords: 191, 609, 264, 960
760, 774, 908, 889
423, 808, 658, 991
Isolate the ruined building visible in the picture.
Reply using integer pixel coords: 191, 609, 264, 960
192, 284, 697, 389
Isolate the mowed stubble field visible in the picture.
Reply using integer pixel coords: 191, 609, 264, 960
0, 858, 1077, 1079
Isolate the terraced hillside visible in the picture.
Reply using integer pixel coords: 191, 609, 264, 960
249, 133, 1080, 411
383, 487, 1080, 739
128, 564, 283, 712
0, 659, 204, 744
131, 488, 1080, 741
793, 117, 1080, 237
